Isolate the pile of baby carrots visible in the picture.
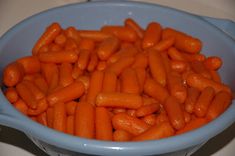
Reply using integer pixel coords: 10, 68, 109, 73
2, 18, 232, 141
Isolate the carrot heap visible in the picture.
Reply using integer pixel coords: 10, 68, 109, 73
2, 19, 233, 142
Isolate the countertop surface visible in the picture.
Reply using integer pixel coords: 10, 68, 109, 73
0, 0, 235, 156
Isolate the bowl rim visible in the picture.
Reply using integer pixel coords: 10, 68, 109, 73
0, 1, 235, 155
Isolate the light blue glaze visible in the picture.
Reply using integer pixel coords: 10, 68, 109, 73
0, 1, 235, 155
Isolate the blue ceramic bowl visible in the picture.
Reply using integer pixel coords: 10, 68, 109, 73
0, 1, 235, 156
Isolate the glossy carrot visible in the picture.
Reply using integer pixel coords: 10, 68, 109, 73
194, 87, 215, 117
142, 22, 162, 49
75, 102, 95, 139
183, 111, 192, 123
181, 52, 206, 62
142, 96, 159, 106
204, 56, 222, 70
161, 52, 172, 75
95, 107, 113, 140
96, 61, 107, 71
184, 87, 200, 113
49, 43, 62, 52
47, 81, 85, 106
170, 60, 188, 73
113, 108, 126, 114
102, 71, 117, 92
112, 113, 150, 135
120, 68, 140, 94
65, 101, 77, 116
97, 37, 120, 60
190, 61, 211, 79
66, 115, 75, 135
148, 49, 166, 86
55, 33, 67, 46
142, 114, 157, 126
136, 103, 160, 117
113, 129, 133, 141
23, 80, 45, 100
124, 18, 144, 39
87, 52, 98, 72
65, 38, 79, 52
167, 47, 186, 61
14, 99, 28, 115
164, 96, 185, 130
33, 75, 48, 94
86, 70, 104, 105
65, 26, 80, 44
209, 70, 221, 83
4, 87, 19, 103
134, 67, 146, 93
186, 73, 231, 94
37, 112, 48, 126
77, 49, 90, 70
132, 122, 175, 141
27, 98, 48, 116
71, 63, 84, 79
96, 92, 143, 109
78, 38, 95, 51
53, 102, 66, 132
155, 111, 169, 126
78, 30, 112, 42
144, 78, 169, 103
132, 53, 148, 69
59, 63, 74, 87
38, 51, 78, 63
152, 36, 175, 51
101, 26, 137, 42
206, 91, 232, 121
176, 118, 208, 135
46, 107, 54, 128
167, 71, 187, 104
32, 23, 61, 55
3, 62, 24, 87
16, 56, 40, 74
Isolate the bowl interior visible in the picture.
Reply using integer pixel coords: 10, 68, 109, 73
0, 1, 235, 155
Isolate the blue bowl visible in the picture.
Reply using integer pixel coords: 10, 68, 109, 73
0, 1, 235, 156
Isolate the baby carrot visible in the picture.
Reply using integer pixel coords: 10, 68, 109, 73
206, 91, 232, 121
66, 115, 75, 135
184, 87, 200, 113
37, 112, 48, 126
65, 101, 77, 116
78, 38, 95, 51
96, 61, 107, 71
75, 102, 95, 139
209, 70, 221, 83
95, 107, 113, 140
161, 52, 172, 75
132, 122, 175, 141
59, 63, 74, 87
171, 60, 188, 73
152, 36, 175, 52
97, 37, 120, 60
142, 96, 159, 106
71, 63, 84, 79
46, 107, 54, 128
124, 18, 144, 39
27, 98, 48, 116
132, 53, 148, 69
77, 49, 90, 70
112, 113, 150, 135
186, 73, 231, 94
120, 68, 140, 94
113, 108, 126, 114
78, 30, 112, 42
14, 99, 28, 115
176, 118, 208, 135
47, 81, 85, 106
142, 22, 162, 49
33, 75, 48, 94
3, 62, 25, 87
87, 52, 98, 72
183, 111, 192, 123
65, 38, 79, 52
38, 51, 78, 63
16, 81, 37, 109
54, 33, 67, 47
16, 56, 41, 74
148, 49, 167, 86
86, 70, 104, 105
164, 96, 185, 130
32, 22, 61, 55
167, 47, 186, 61
102, 71, 117, 92
96, 92, 143, 109
194, 87, 215, 117
134, 67, 146, 93
4, 87, 19, 103
155, 111, 169, 126
190, 61, 211, 79
23, 80, 45, 100
53, 102, 66, 132
142, 114, 157, 126
144, 78, 169, 103
136, 103, 160, 117
65, 26, 80, 44
113, 129, 133, 141
49, 43, 62, 52
204, 56, 222, 70
181, 52, 206, 62
101, 25, 137, 42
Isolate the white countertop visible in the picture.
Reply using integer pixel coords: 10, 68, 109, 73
0, 0, 235, 156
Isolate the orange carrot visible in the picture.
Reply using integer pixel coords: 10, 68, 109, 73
113, 129, 133, 141
66, 115, 75, 135
71, 63, 84, 79
142, 96, 159, 106
65, 38, 79, 52
32, 23, 61, 55
27, 98, 48, 116
190, 61, 211, 79
194, 87, 215, 117
204, 56, 222, 70
77, 49, 90, 70
164, 96, 185, 130
183, 111, 191, 123
87, 52, 98, 72
49, 43, 62, 52
47, 81, 85, 106
113, 108, 126, 114
33, 75, 48, 94
167, 47, 186, 61
65, 101, 77, 116
46, 107, 54, 128
14, 99, 28, 115
23, 80, 45, 100
96, 92, 143, 109
184, 87, 200, 113
16, 56, 40, 74
142, 22, 162, 49
95, 107, 113, 140
59, 63, 74, 87
206, 91, 232, 121
152, 36, 175, 51
75, 102, 95, 139
132, 122, 175, 141
112, 113, 150, 135
102, 71, 117, 92
136, 103, 160, 117
53, 102, 66, 132
97, 37, 120, 60
181, 52, 206, 62
171, 60, 188, 73
96, 61, 107, 71
78, 30, 112, 42
78, 38, 95, 51
65, 26, 80, 44
132, 53, 148, 69
37, 112, 48, 126
38, 51, 78, 63
3, 62, 24, 87
4, 87, 19, 103
142, 114, 157, 126
124, 18, 144, 38
55, 33, 67, 46
134, 67, 146, 93
209, 70, 221, 83
126, 109, 136, 117
155, 111, 169, 126
144, 78, 169, 103
186, 73, 231, 94
148, 49, 166, 86
86, 70, 104, 105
